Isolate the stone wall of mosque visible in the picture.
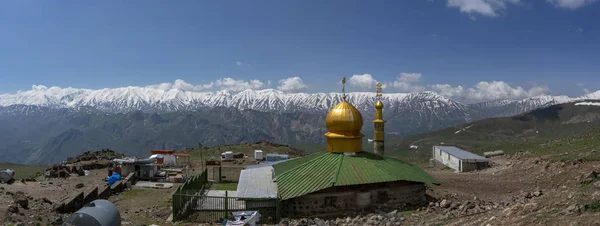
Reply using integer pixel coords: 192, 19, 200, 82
282, 181, 426, 218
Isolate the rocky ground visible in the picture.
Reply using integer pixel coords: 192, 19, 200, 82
0, 168, 110, 225
3, 150, 600, 226
274, 152, 600, 226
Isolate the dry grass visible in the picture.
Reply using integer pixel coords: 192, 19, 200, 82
0, 162, 47, 180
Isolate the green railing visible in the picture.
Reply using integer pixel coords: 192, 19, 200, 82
190, 194, 279, 224
172, 169, 211, 220
172, 169, 280, 223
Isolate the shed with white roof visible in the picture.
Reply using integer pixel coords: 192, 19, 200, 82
432, 146, 488, 172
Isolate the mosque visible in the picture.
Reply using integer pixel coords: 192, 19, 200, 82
237, 78, 439, 218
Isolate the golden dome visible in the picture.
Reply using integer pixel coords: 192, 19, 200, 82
324, 99, 364, 153
325, 100, 364, 135
375, 100, 384, 110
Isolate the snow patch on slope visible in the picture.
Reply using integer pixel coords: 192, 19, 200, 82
575, 102, 600, 106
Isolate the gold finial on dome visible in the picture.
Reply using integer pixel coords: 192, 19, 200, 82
341, 77, 347, 100
324, 77, 365, 153
375, 83, 384, 110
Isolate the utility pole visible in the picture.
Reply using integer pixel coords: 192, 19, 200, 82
198, 142, 204, 172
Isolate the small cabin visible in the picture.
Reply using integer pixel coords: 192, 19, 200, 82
432, 146, 488, 172
151, 150, 177, 166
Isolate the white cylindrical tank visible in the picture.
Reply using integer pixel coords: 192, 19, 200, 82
0, 169, 15, 183
254, 150, 264, 160
63, 199, 121, 226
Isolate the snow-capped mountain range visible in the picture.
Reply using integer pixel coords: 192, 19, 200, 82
2, 85, 597, 116
1, 86, 599, 164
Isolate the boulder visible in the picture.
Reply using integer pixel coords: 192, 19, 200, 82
522, 202, 539, 213
47, 170, 59, 178
58, 169, 69, 178
565, 204, 581, 215
13, 191, 29, 209
7, 203, 19, 213
42, 197, 53, 205
77, 167, 85, 176
440, 199, 452, 208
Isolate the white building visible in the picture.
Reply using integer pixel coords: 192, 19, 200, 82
432, 146, 488, 172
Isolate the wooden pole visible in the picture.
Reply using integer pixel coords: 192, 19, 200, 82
198, 142, 204, 172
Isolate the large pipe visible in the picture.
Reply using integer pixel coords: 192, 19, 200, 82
63, 199, 121, 226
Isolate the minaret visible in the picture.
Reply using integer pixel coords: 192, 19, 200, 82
373, 83, 385, 155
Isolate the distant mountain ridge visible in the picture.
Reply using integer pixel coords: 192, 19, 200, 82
2, 86, 597, 115
2, 87, 600, 164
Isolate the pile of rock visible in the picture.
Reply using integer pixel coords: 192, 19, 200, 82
279, 210, 406, 226
44, 165, 71, 178
4, 191, 31, 223
66, 149, 125, 164
424, 197, 495, 219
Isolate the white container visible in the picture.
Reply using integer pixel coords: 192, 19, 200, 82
254, 150, 264, 160
224, 151, 233, 161
0, 169, 14, 183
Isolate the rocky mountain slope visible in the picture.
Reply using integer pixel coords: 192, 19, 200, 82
2, 86, 599, 164
0, 105, 327, 164
387, 100, 600, 162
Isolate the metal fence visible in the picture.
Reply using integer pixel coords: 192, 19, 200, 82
172, 169, 211, 221
190, 193, 279, 224
172, 170, 280, 223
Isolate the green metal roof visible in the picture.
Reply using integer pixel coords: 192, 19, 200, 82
273, 151, 440, 200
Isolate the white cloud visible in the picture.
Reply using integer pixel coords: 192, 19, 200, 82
389, 73, 426, 92
236, 61, 243, 66
215, 78, 265, 92
577, 83, 591, 94
373, 72, 551, 102
428, 81, 549, 103
547, 0, 597, 9
32, 85, 49, 91
392, 81, 426, 93
398, 73, 422, 83
348, 74, 386, 90
428, 84, 466, 97
147, 79, 213, 91
277, 77, 308, 93
447, 0, 520, 17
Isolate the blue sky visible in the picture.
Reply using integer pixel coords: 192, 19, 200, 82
0, 0, 599, 101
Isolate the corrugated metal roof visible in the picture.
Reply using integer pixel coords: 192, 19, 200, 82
236, 166, 278, 199
273, 151, 439, 200
434, 146, 487, 160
